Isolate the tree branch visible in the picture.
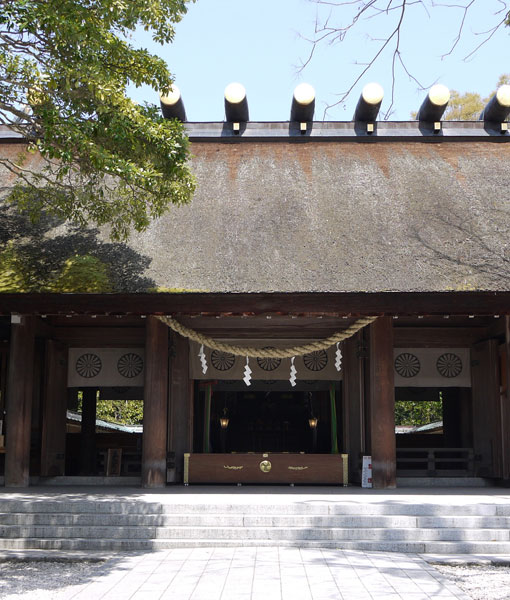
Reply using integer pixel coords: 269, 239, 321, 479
303, 0, 510, 118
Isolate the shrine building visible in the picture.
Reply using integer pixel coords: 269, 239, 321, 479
1, 82, 510, 489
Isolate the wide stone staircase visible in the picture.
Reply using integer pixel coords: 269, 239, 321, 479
1, 494, 510, 553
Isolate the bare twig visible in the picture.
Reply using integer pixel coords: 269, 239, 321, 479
320, 1, 412, 118
440, 0, 475, 59
463, 14, 508, 60
302, 0, 510, 118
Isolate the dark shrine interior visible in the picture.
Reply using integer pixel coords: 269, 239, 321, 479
194, 383, 339, 454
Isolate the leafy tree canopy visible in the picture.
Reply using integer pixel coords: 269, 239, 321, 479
0, 244, 112, 292
395, 399, 442, 428
443, 91, 485, 121
96, 399, 143, 426
77, 395, 143, 426
0, 0, 195, 240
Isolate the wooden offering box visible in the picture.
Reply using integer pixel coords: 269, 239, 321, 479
184, 453, 348, 486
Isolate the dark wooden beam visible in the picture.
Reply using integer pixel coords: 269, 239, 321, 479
0, 342, 8, 415
142, 316, 169, 487
53, 327, 145, 346
369, 317, 396, 489
485, 317, 506, 340
2, 291, 510, 317
40, 340, 68, 477
394, 327, 488, 348
49, 316, 145, 327
168, 332, 193, 483
178, 316, 356, 339
5, 316, 36, 487
503, 318, 510, 480
35, 317, 53, 338
394, 316, 493, 327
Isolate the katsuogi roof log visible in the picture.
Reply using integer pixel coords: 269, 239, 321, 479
290, 83, 315, 122
417, 85, 450, 123
160, 85, 187, 122
353, 83, 384, 122
480, 85, 510, 123
224, 82, 249, 123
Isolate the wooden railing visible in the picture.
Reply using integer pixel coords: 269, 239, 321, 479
396, 447, 475, 477
97, 449, 141, 476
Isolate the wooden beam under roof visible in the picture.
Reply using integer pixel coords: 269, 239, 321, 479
1, 291, 510, 317
394, 327, 490, 348
177, 315, 358, 339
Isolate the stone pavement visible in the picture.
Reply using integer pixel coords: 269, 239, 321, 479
2, 547, 477, 600
1, 487, 509, 598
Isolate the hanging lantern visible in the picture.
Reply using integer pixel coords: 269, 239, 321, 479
220, 407, 229, 429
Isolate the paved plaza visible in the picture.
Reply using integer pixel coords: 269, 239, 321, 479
0, 547, 484, 600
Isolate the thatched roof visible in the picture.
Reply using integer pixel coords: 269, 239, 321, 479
1, 123, 510, 294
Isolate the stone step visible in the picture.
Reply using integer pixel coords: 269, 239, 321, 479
417, 515, 510, 528
1, 537, 510, 554
1, 496, 509, 554
0, 512, 423, 528
32, 476, 141, 487
396, 477, 494, 488
2, 511, 510, 529
0, 524, 508, 542
0, 500, 507, 516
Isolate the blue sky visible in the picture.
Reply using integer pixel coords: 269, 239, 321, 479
128, 0, 510, 121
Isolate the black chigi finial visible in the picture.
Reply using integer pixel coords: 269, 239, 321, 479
160, 85, 187, 122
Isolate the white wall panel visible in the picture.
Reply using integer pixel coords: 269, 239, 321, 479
68, 348, 145, 387
393, 348, 470, 387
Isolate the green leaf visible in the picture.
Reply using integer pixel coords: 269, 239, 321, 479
1, 0, 196, 239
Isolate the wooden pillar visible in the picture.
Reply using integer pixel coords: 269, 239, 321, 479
29, 340, 44, 478
168, 332, 193, 483
80, 388, 97, 475
329, 382, 339, 453
5, 316, 36, 487
41, 340, 68, 477
369, 317, 396, 489
0, 343, 8, 415
342, 332, 365, 483
504, 318, 510, 480
471, 339, 501, 477
202, 382, 211, 453
142, 316, 168, 487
